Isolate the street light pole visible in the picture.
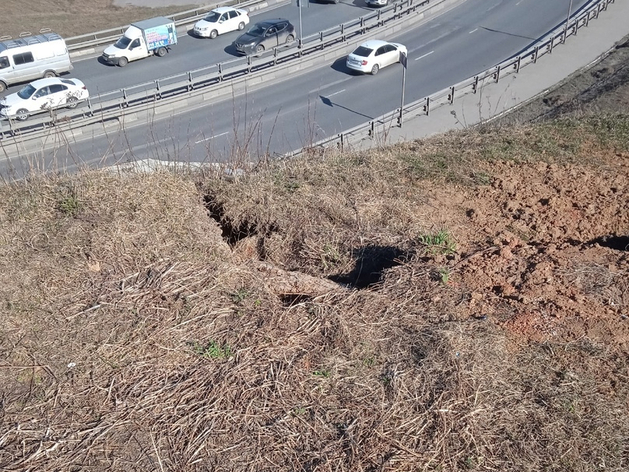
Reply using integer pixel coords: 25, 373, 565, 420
398, 51, 407, 127
563, 0, 574, 44
298, 0, 303, 49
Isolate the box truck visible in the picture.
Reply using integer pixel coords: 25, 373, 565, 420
102, 17, 177, 67
0, 33, 73, 93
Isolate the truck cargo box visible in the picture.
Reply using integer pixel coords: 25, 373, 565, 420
131, 17, 177, 51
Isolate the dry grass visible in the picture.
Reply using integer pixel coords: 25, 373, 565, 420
0, 0, 196, 39
0, 115, 628, 470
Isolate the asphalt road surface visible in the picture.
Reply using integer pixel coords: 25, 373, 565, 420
1, 0, 591, 174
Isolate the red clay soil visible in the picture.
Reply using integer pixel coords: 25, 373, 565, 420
423, 157, 629, 351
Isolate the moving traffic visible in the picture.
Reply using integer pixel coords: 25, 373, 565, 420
0, 0, 595, 171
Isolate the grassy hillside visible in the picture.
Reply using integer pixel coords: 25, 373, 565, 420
0, 113, 628, 471
0, 0, 195, 39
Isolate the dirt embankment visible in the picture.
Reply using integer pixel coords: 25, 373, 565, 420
0, 26, 628, 472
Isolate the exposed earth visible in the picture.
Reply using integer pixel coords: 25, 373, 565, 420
478, 34, 629, 349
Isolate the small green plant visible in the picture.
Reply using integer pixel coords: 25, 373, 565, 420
58, 195, 80, 216
363, 356, 376, 368
189, 341, 232, 360
284, 179, 300, 192
313, 369, 330, 378
463, 456, 477, 470
437, 267, 451, 284
321, 244, 342, 270
473, 171, 492, 185
417, 230, 456, 254
291, 407, 306, 417
231, 288, 249, 304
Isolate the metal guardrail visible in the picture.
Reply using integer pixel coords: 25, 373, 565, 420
0, 0, 434, 139
286, 0, 615, 158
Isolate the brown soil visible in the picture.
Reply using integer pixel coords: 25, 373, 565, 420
487, 34, 629, 348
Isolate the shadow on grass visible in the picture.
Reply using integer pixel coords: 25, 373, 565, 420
329, 245, 408, 289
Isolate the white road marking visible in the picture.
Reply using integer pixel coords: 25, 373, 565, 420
327, 89, 345, 98
308, 77, 353, 95
194, 131, 228, 144
469, 28, 478, 34
414, 50, 434, 61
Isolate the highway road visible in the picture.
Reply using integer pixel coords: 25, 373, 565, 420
75, 2, 375, 96
0, 0, 591, 174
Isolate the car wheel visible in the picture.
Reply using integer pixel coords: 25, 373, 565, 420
285, 34, 295, 45
0, 81, 6, 93
118, 56, 128, 67
238, 22, 245, 31
209, 29, 218, 39
371, 64, 379, 75
255, 44, 265, 55
66, 96, 79, 109
43, 70, 56, 79
15, 108, 29, 121
156, 47, 167, 57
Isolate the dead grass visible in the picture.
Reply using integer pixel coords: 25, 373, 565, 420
0, 117, 628, 470
0, 0, 196, 39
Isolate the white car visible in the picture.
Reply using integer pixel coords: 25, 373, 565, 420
0, 77, 89, 121
366, 0, 389, 6
193, 7, 250, 39
346, 40, 407, 75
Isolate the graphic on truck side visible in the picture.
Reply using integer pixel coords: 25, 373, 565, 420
145, 25, 174, 50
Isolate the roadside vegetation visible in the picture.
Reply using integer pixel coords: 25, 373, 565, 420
1, 3, 628, 469
0, 110, 628, 470
0, 0, 195, 39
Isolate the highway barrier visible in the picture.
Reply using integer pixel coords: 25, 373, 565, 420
0, 0, 448, 142
285, 0, 616, 158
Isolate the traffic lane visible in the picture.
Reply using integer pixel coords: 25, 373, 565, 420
106, 0, 596, 160
3, 0, 591, 169
70, 1, 373, 96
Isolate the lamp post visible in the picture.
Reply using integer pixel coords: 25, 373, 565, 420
563, 0, 574, 43
398, 51, 408, 127
298, 0, 303, 49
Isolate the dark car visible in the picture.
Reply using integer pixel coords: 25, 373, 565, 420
232, 19, 295, 56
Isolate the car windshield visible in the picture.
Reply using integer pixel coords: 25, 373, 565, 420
17, 84, 36, 99
204, 12, 220, 22
352, 46, 373, 57
114, 36, 131, 49
247, 25, 265, 36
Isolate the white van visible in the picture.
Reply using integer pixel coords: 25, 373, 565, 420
0, 33, 73, 93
